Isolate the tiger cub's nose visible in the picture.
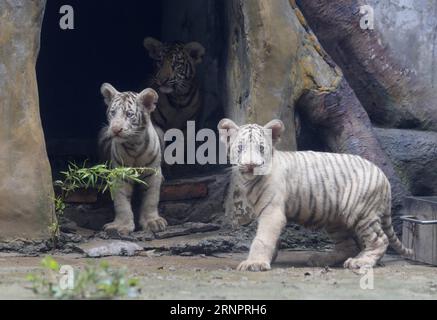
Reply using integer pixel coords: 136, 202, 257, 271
111, 126, 123, 135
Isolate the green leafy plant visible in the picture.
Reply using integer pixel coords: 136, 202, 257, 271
50, 162, 158, 244
27, 256, 140, 299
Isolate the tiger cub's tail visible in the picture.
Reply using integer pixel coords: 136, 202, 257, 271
381, 206, 414, 258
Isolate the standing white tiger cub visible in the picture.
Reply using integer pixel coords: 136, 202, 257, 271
98, 83, 167, 235
218, 118, 413, 271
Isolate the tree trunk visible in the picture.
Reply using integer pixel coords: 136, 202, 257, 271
0, 0, 54, 240
297, 0, 437, 131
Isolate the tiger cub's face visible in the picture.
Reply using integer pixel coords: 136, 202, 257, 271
218, 119, 285, 178
100, 83, 158, 140
144, 37, 205, 95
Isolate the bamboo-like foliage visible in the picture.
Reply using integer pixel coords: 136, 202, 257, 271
49, 162, 157, 244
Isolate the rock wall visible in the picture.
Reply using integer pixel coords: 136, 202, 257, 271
369, 0, 437, 87
223, 0, 299, 151
0, 0, 54, 240
376, 128, 437, 196
365, 0, 437, 196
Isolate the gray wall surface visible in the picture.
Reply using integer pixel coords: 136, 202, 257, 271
370, 0, 437, 87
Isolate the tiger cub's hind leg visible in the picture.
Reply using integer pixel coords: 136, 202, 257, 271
307, 230, 359, 267
344, 219, 389, 269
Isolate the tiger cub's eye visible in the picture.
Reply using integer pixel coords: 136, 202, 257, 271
126, 111, 135, 118
259, 145, 265, 154
238, 144, 244, 152
110, 109, 116, 117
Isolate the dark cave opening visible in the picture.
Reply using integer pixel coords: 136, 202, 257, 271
37, 0, 226, 180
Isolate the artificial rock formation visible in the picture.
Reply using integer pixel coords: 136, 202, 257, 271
0, 0, 54, 240
298, 0, 437, 131
222, 0, 410, 230
376, 128, 437, 197
0, 0, 433, 239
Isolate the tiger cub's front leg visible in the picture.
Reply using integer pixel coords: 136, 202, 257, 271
238, 206, 287, 272
104, 181, 135, 235
139, 172, 167, 232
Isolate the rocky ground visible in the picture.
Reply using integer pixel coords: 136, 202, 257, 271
0, 251, 436, 300
0, 221, 333, 256
0, 222, 436, 300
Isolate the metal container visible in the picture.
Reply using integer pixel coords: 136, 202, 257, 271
401, 196, 437, 266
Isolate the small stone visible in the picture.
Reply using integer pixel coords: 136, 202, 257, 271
320, 266, 331, 274
84, 241, 143, 258
95, 231, 110, 240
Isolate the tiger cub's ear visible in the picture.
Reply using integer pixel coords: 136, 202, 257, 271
264, 119, 285, 144
218, 118, 239, 144
144, 37, 163, 60
137, 88, 159, 113
184, 42, 205, 64
100, 83, 119, 106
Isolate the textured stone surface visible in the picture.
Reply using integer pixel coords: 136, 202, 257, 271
160, 171, 231, 225
376, 128, 437, 196
224, 0, 300, 151
0, 0, 53, 240
298, 0, 437, 130
369, 0, 437, 87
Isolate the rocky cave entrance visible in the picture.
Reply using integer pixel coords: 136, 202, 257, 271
37, 0, 228, 230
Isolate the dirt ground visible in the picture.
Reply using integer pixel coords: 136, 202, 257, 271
0, 250, 436, 300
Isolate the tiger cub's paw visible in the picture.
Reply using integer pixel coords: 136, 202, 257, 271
141, 217, 168, 232
237, 260, 271, 272
103, 221, 135, 236
343, 257, 375, 269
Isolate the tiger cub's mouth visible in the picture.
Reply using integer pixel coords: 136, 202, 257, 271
239, 165, 256, 175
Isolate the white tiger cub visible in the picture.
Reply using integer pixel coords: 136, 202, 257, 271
218, 118, 413, 271
98, 83, 167, 235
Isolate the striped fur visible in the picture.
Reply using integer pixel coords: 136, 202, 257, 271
144, 37, 205, 131
98, 83, 167, 235
219, 118, 413, 271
